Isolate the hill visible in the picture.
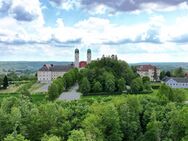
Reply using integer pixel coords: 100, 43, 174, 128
0, 61, 72, 74
132, 62, 188, 71
1, 61, 188, 74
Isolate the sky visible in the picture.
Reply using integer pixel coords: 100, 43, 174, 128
0, 0, 188, 63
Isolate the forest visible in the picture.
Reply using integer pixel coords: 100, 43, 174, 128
0, 84, 187, 141
78, 56, 152, 95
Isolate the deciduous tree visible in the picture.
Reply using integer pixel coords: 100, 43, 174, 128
80, 77, 90, 95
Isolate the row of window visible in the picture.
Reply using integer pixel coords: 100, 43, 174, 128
168, 83, 188, 86
38, 74, 63, 77
38, 77, 56, 81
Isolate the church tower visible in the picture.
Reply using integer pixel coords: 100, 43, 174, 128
74, 48, 79, 68
87, 49, 91, 64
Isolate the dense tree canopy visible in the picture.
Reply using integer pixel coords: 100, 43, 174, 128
79, 77, 90, 95
173, 67, 185, 77
160, 67, 186, 80
78, 56, 151, 95
131, 77, 144, 93
0, 86, 187, 141
3, 75, 8, 89
158, 84, 186, 102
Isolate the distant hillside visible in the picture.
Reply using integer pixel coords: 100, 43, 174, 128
0, 61, 73, 74
0, 61, 188, 74
132, 62, 188, 71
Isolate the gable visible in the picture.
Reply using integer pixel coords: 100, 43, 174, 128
166, 79, 177, 84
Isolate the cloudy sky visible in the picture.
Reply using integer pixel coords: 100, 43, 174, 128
0, 0, 188, 63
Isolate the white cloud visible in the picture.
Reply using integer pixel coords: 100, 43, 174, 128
0, 0, 188, 62
49, 0, 81, 11
0, 44, 74, 61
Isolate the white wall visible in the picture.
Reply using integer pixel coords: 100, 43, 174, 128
37, 71, 66, 83
166, 79, 188, 88
37, 71, 52, 83
137, 68, 160, 81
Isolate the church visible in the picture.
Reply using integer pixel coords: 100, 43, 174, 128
37, 49, 91, 83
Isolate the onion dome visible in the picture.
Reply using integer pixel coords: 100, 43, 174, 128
75, 48, 79, 53
87, 49, 91, 53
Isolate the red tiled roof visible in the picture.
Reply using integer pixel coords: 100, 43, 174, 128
137, 65, 156, 72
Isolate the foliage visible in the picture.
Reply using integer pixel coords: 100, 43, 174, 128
82, 103, 122, 141
160, 71, 166, 80
131, 77, 144, 93
68, 129, 86, 141
3, 133, 29, 141
3, 75, 9, 89
7, 72, 19, 82
16, 81, 36, 93
160, 71, 171, 80
78, 56, 140, 95
80, 77, 91, 95
142, 113, 162, 141
104, 73, 115, 92
173, 67, 185, 77
142, 76, 150, 83
48, 83, 59, 101
41, 134, 61, 141
20, 87, 31, 98
161, 67, 186, 78
92, 81, 102, 92
158, 84, 186, 102
119, 96, 142, 140
0, 88, 187, 141
153, 66, 158, 81
117, 78, 126, 92
165, 71, 171, 77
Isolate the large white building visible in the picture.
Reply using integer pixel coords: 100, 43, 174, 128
137, 65, 160, 81
163, 77, 188, 88
37, 49, 91, 83
37, 64, 74, 83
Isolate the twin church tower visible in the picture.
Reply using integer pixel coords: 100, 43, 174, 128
74, 48, 91, 68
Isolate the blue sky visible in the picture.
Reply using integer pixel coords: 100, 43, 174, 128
0, 0, 188, 63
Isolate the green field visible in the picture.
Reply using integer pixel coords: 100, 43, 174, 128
0, 84, 25, 93
81, 90, 159, 100
29, 82, 48, 93
0, 83, 188, 104
0, 81, 48, 93
0, 81, 47, 103
0, 93, 46, 103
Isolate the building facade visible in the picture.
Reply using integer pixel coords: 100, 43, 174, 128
37, 48, 92, 83
163, 77, 188, 88
37, 64, 73, 83
137, 65, 160, 81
